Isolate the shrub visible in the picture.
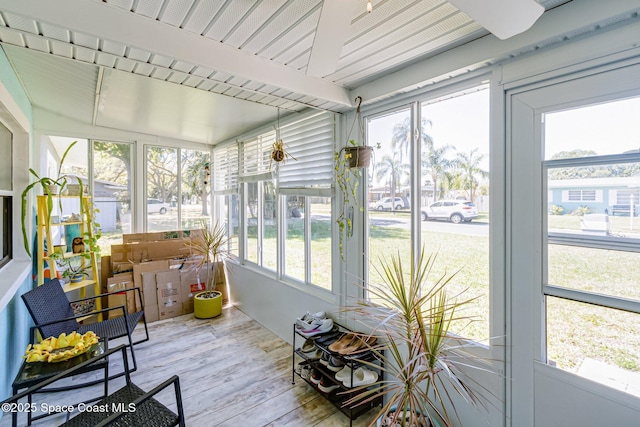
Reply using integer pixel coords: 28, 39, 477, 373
549, 205, 564, 215
571, 205, 591, 216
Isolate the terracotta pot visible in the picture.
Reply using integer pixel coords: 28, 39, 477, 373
344, 146, 373, 168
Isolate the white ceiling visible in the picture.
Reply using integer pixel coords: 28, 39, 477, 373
0, 0, 631, 145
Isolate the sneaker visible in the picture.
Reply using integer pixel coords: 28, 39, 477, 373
327, 356, 345, 372
300, 364, 312, 379
318, 377, 340, 393
295, 361, 310, 375
319, 351, 330, 366
300, 339, 316, 354
306, 348, 323, 361
309, 370, 323, 385
299, 318, 334, 337
295, 311, 326, 330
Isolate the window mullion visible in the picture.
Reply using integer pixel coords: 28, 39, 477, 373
544, 284, 640, 314
304, 196, 311, 284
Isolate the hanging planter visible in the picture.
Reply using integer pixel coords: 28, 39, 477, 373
335, 96, 374, 260
343, 145, 373, 169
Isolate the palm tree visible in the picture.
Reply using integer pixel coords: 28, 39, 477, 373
376, 154, 409, 210
456, 148, 488, 202
423, 143, 455, 203
391, 117, 434, 162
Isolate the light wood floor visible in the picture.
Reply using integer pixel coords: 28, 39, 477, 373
3, 306, 380, 426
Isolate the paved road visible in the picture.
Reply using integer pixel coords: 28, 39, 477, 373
369, 212, 489, 237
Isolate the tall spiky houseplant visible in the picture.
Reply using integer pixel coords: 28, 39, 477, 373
185, 220, 229, 318
343, 248, 495, 427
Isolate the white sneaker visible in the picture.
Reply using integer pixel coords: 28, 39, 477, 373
295, 311, 326, 330
299, 318, 334, 337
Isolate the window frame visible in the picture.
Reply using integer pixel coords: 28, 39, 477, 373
360, 74, 501, 357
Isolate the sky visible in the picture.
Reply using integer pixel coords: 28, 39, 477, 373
366, 88, 490, 186
544, 96, 640, 159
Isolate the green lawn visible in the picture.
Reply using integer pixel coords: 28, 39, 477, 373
102, 204, 640, 375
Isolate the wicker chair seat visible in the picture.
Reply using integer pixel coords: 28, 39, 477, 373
61, 382, 180, 427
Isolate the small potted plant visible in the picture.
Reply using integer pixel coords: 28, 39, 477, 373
342, 247, 497, 427
49, 253, 92, 284
21, 140, 86, 256
335, 96, 375, 260
184, 220, 229, 319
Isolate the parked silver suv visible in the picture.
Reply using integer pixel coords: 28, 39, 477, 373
421, 200, 478, 223
373, 197, 406, 210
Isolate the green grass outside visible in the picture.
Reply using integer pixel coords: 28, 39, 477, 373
98, 204, 639, 375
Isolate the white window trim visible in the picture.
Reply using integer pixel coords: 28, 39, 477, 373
0, 80, 31, 312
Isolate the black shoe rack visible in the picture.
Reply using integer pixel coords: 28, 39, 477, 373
291, 322, 383, 426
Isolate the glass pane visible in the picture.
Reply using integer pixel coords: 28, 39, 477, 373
546, 297, 640, 397
544, 96, 640, 160
0, 121, 11, 191
93, 141, 133, 255
146, 146, 178, 231
263, 180, 277, 271
51, 138, 89, 254
285, 195, 305, 282
420, 89, 490, 341
547, 162, 640, 237
218, 194, 239, 257
246, 182, 258, 264
548, 245, 640, 301
310, 197, 332, 290
181, 149, 211, 230
367, 109, 412, 286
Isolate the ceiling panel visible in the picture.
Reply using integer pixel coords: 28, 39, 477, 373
4, 44, 97, 124
180, 0, 227, 35
1, 0, 626, 144
223, 0, 288, 49
159, 0, 196, 28
96, 68, 278, 144
204, 1, 254, 42
240, 0, 322, 54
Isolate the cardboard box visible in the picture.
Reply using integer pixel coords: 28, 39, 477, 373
123, 229, 203, 244
111, 240, 191, 265
180, 266, 206, 314
106, 273, 138, 319
145, 304, 159, 323
156, 269, 182, 320
133, 260, 170, 302
182, 300, 194, 315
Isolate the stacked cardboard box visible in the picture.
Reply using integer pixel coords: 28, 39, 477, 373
105, 230, 229, 323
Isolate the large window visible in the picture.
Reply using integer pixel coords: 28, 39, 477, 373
365, 87, 491, 342
367, 108, 412, 285
0, 121, 11, 268
544, 95, 640, 396
145, 145, 211, 232
93, 140, 133, 255
225, 111, 335, 291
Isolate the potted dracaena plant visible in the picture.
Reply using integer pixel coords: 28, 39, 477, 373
341, 247, 497, 427
21, 140, 87, 257
184, 220, 229, 319
335, 96, 374, 260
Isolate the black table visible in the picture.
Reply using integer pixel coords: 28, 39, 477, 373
11, 340, 108, 426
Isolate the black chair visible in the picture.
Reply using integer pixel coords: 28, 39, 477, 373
21, 279, 149, 372
2, 345, 185, 427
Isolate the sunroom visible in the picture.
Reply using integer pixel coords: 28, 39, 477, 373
1, 0, 640, 426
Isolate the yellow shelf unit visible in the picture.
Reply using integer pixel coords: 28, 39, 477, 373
36, 195, 101, 319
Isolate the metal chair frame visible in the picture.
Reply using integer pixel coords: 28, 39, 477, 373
21, 279, 150, 373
